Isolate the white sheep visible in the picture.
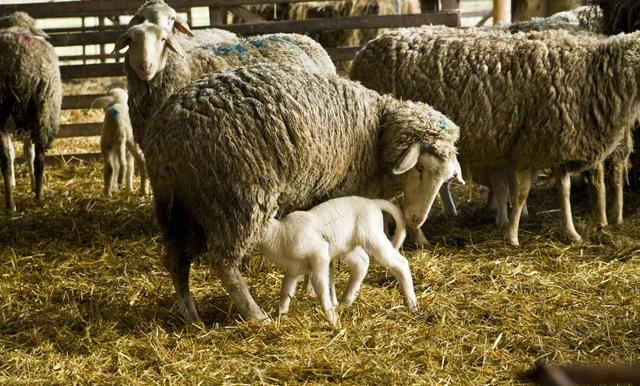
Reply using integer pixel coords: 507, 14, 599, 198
93, 88, 148, 196
113, 22, 335, 146
142, 64, 461, 323
350, 27, 638, 245
260, 195, 417, 326
127, 0, 194, 36
0, 17, 61, 212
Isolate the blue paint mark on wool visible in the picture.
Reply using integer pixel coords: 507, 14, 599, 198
437, 119, 450, 131
107, 106, 120, 116
201, 35, 301, 61
202, 43, 248, 60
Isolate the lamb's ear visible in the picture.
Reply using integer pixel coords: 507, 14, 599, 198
174, 17, 194, 36
128, 14, 145, 27
166, 35, 185, 57
112, 33, 131, 53
393, 143, 421, 175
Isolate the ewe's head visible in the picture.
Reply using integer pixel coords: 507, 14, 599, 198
382, 99, 463, 228
114, 22, 185, 81
128, 0, 193, 36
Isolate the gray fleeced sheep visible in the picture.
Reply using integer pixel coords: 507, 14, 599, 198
93, 88, 149, 196
260, 195, 417, 327
350, 27, 640, 245
142, 64, 461, 323
114, 22, 334, 145
0, 15, 61, 213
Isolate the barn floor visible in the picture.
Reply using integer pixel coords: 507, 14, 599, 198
1, 151, 639, 385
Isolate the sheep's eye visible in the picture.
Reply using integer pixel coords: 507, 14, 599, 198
161, 37, 166, 42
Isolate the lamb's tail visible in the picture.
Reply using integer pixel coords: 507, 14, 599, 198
373, 199, 406, 249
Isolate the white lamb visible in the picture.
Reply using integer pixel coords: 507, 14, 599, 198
260, 196, 419, 327
93, 88, 148, 196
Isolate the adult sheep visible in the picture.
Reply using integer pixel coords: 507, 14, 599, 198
142, 64, 462, 323
113, 22, 335, 145
0, 19, 61, 212
350, 27, 639, 246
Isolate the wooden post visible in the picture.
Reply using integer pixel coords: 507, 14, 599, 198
420, 1, 438, 12
493, 0, 511, 24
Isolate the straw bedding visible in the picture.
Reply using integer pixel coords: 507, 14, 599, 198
1, 147, 639, 384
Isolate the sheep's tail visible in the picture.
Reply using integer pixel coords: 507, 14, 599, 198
373, 199, 406, 249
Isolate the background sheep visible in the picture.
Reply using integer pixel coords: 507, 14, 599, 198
93, 88, 148, 196
350, 27, 639, 245
261, 196, 417, 327
142, 64, 461, 323
0, 11, 48, 37
0, 15, 61, 212
113, 22, 335, 146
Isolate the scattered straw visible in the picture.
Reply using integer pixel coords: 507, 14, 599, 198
1, 141, 640, 384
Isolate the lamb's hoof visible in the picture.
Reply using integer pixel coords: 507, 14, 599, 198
566, 232, 583, 244
505, 235, 520, 247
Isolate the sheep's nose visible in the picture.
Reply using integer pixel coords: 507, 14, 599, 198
140, 62, 153, 73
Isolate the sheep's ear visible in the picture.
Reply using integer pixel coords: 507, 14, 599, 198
112, 33, 131, 53
128, 14, 145, 26
393, 143, 421, 175
30, 26, 49, 39
174, 17, 194, 37
166, 35, 185, 57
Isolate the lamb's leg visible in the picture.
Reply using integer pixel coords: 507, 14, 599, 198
163, 241, 199, 323
611, 160, 625, 225
32, 142, 45, 201
366, 239, 418, 312
309, 254, 339, 327
556, 168, 583, 243
212, 259, 270, 322
110, 153, 120, 193
116, 144, 127, 188
339, 247, 370, 305
278, 273, 299, 316
103, 153, 114, 196
439, 181, 457, 217
505, 168, 533, 246
586, 162, 607, 227
23, 139, 35, 191
0, 134, 16, 212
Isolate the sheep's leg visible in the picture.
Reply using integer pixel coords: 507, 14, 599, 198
278, 273, 299, 317
586, 162, 607, 227
611, 160, 625, 225
23, 139, 35, 191
163, 241, 200, 323
309, 254, 339, 327
366, 239, 418, 312
0, 134, 16, 212
110, 153, 120, 193
126, 141, 149, 194
125, 152, 135, 192
439, 181, 457, 217
212, 260, 270, 322
488, 170, 510, 228
556, 168, 583, 243
505, 168, 533, 246
6, 134, 15, 188
32, 142, 45, 201
339, 247, 370, 305
408, 226, 429, 248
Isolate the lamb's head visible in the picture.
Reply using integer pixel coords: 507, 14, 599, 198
381, 99, 463, 229
113, 22, 185, 81
91, 87, 129, 111
128, 0, 193, 36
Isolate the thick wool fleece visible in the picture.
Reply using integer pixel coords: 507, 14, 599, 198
0, 29, 61, 149
143, 64, 458, 264
127, 32, 335, 146
351, 27, 640, 174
